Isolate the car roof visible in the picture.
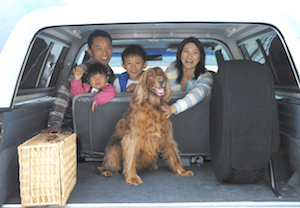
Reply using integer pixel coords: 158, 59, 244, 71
3, 1, 299, 43
0, 1, 299, 109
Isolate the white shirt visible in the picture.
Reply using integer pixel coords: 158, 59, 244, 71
90, 87, 100, 93
113, 78, 139, 93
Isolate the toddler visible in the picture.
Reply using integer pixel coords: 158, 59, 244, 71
71, 63, 117, 112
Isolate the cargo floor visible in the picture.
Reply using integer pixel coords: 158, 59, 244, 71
4, 150, 300, 206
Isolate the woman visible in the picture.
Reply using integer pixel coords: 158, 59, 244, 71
161, 37, 213, 118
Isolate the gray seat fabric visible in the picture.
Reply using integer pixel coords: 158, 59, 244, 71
210, 60, 280, 183
73, 91, 211, 159
73, 93, 131, 157
170, 92, 211, 156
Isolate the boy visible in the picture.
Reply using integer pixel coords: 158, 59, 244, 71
113, 44, 148, 92
41, 30, 115, 133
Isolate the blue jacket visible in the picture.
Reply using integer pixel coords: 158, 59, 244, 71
119, 72, 129, 92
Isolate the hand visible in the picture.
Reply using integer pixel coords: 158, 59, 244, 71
91, 101, 97, 112
73, 66, 84, 81
40, 127, 62, 134
126, 84, 137, 92
160, 104, 177, 119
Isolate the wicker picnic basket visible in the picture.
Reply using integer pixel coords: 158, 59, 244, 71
18, 133, 77, 207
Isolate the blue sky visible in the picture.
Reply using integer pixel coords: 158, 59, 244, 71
0, 0, 68, 54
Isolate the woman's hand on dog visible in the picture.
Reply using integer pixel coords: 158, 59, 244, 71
161, 104, 177, 119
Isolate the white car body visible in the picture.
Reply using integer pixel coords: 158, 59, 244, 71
1, 1, 300, 108
1, 1, 300, 207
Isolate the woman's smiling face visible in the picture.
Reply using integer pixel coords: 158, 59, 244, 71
180, 42, 201, 71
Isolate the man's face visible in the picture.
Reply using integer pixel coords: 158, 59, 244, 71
88, 37, 112, 66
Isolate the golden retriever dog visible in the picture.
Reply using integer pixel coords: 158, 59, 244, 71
96, 67, 194, 185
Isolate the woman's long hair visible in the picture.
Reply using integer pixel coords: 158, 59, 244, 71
176, 37, 206, 84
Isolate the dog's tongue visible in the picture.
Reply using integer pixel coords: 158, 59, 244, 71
155, 87, 164, 94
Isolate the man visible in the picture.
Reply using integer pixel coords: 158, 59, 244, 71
41, 30, 115, 133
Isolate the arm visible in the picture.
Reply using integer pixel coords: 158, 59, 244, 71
70, 66, 90, 95
70, 79, 89, 95
93, 84, 117, 105
126, 83, 137, 92
173, 72, 213, 114
162, 72, 213, 118
43, 60, 92, 131
61, 61, 91, 91
160, 62, 179, 118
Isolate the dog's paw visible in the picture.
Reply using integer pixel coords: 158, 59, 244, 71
125, 175, 143, 185
101, 170, 114, 177
148, 164, 158, 171
178, 169, 194, 177
94, 166, 105, 173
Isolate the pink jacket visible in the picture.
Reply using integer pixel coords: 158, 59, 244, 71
71, 79, 117, 105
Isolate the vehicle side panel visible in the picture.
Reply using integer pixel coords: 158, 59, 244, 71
0, 100, 52, 205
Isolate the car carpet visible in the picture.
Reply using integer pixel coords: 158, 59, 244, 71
5, 150, 300, 204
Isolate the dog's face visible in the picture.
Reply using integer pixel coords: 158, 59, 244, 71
146, 67, 166, 96
131, 67, 171, 105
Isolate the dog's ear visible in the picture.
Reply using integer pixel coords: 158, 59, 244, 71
163, 71, 171, 102
130, 69, 150, 105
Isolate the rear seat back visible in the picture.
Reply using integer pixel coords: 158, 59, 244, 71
170, 92, 210, 156
73, 91, 211, 159
73, 93, 130, 156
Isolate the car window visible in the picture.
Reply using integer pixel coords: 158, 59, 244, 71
109, 50, 177, 74
74, 40, 226, 74
84, 49, 219, 74
19, 35, 70, 90
239, 31, 298, 89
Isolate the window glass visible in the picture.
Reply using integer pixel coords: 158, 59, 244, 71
37, 43, 65, 88
239, 32, 298, 88
75, 43, 222, 74
109, 50, 219, 74
19, 37, 49, 89
19, 36, 69, 90
221, 48, 230, 61
241, 32, 277, 64
206, 51, 218, 72
267, 36, 298, 87
109, 50, 177, 74
244, 40, 263, 63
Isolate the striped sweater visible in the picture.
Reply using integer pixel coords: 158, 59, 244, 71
165, 61, 213, 114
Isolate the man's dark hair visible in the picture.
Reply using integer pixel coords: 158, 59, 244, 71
87, 30, 112, 49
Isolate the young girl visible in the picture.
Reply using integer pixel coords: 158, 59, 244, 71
71, 63, 117, 112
